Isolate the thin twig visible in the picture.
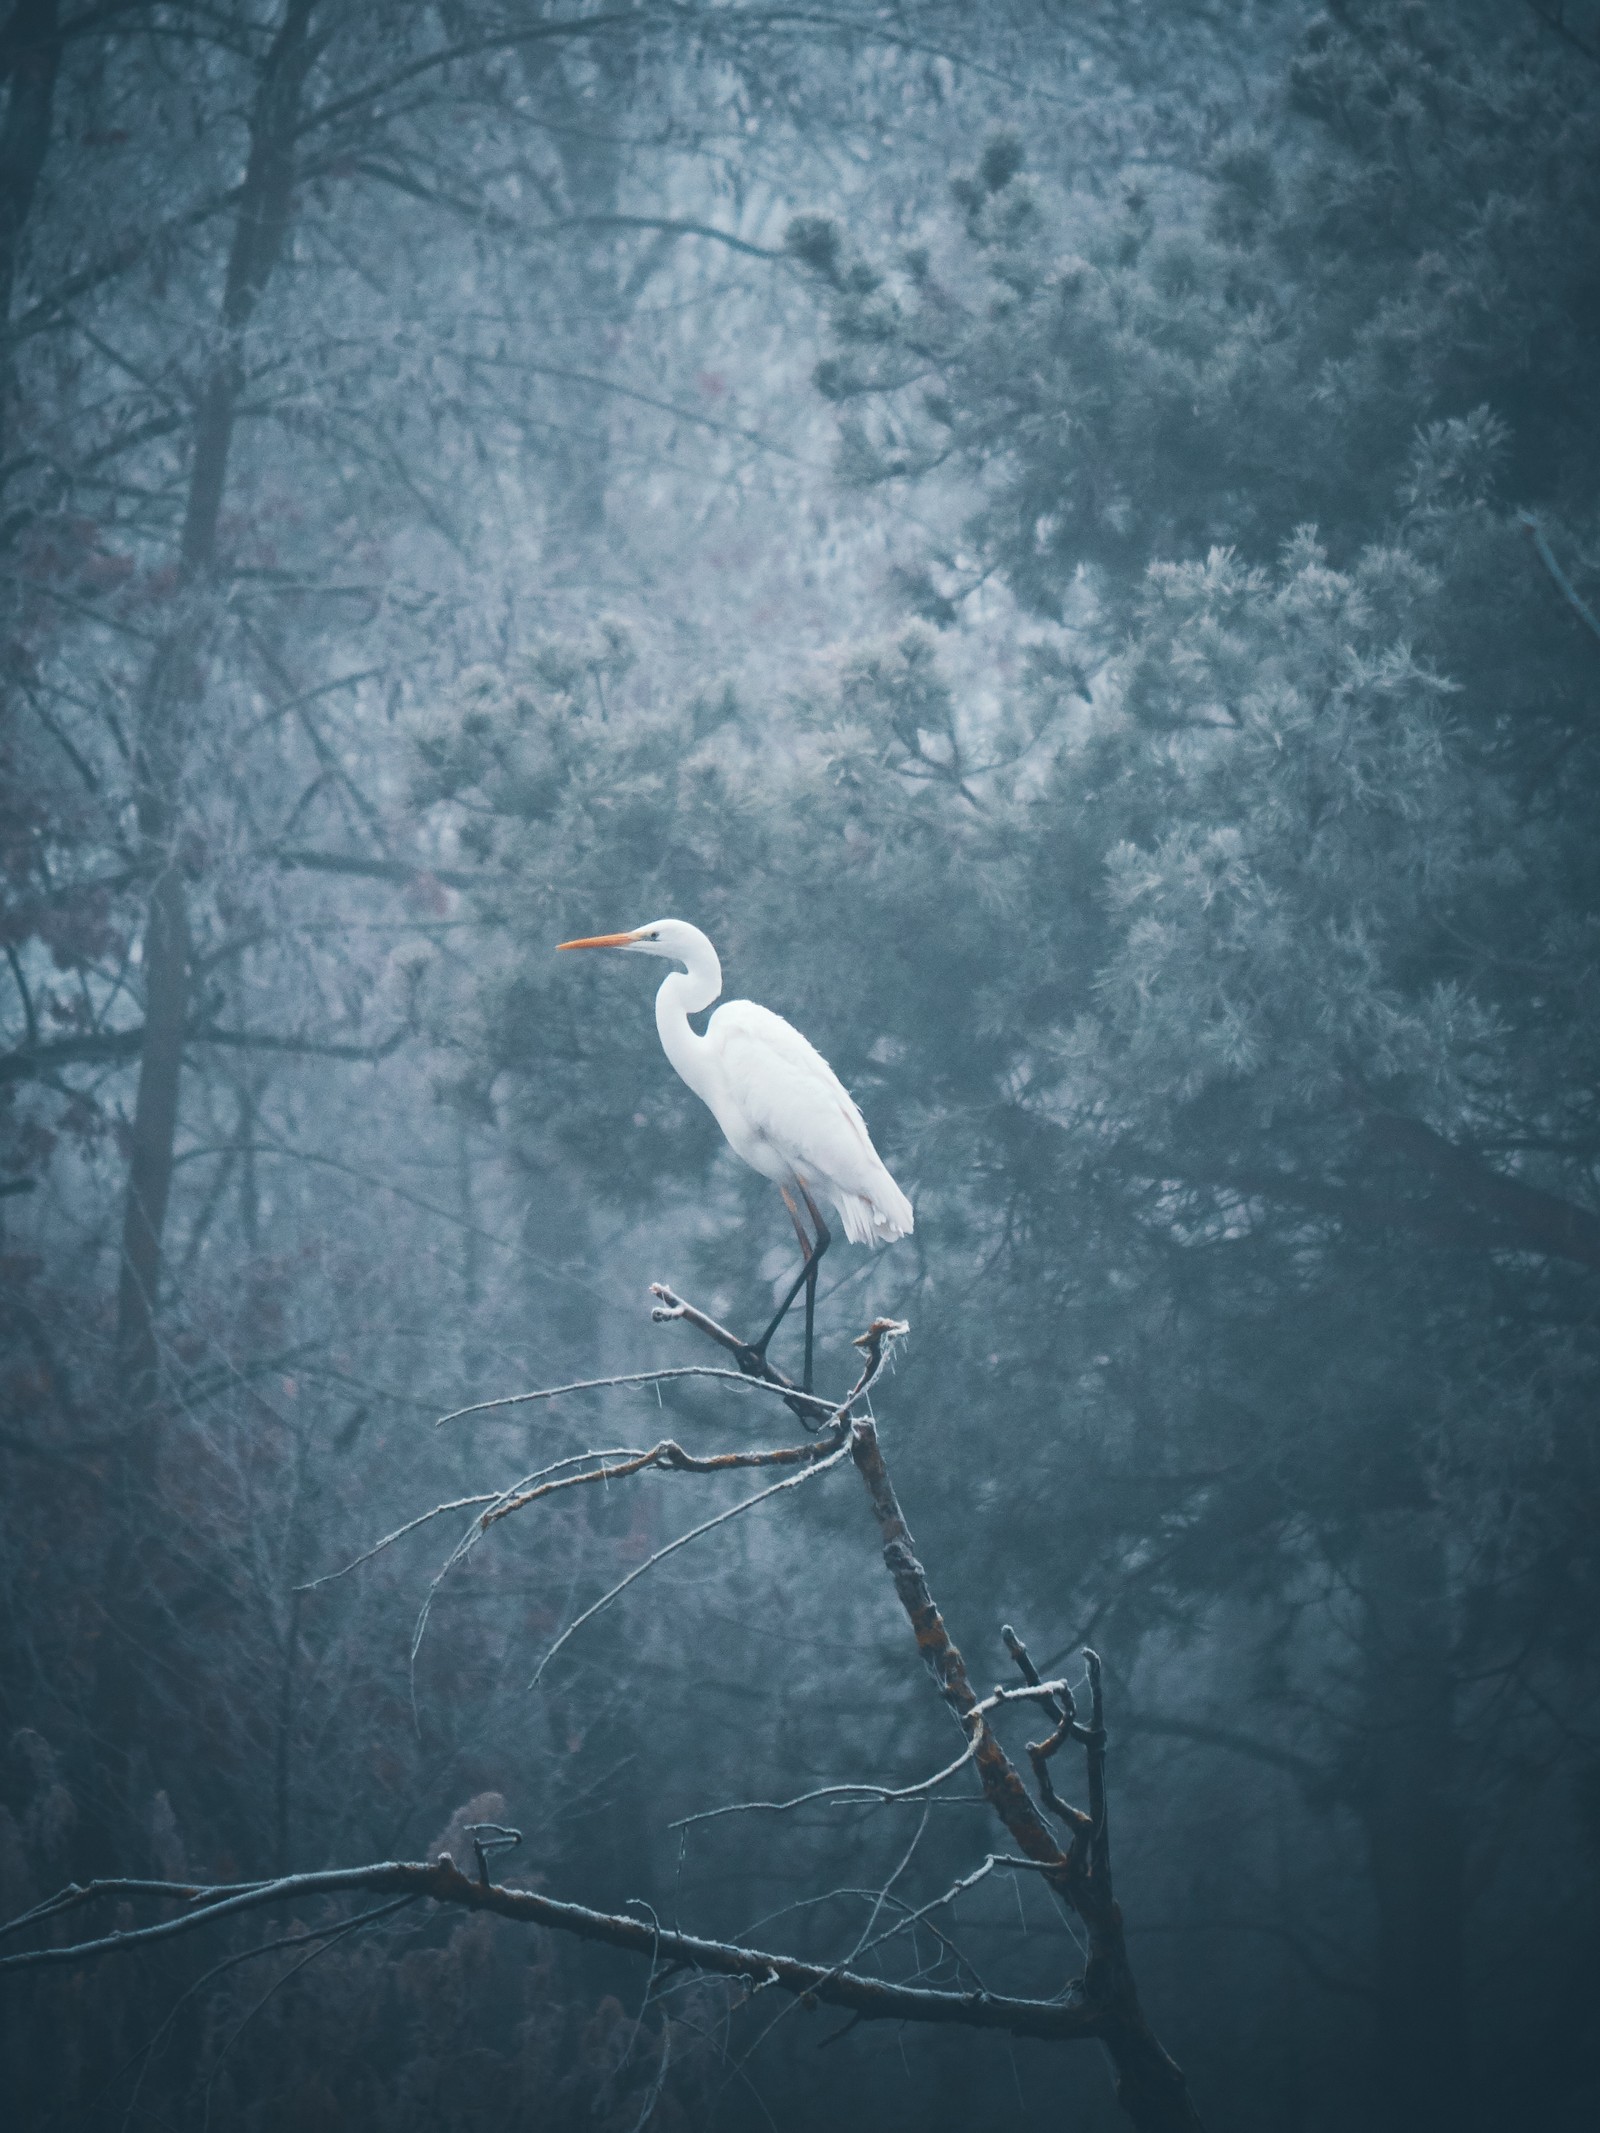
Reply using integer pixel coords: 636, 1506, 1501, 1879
1518, 509, 1600, 649
530, 1441, 854, 1687
198, 1899, 418, 2129
851, 1853, 1058, 1972
435, 1363, 836, 1427
0, 1877, 271, 1948
846, 1805, 930, 1964
669, 1742, 984, 1830
406, 1451, 654, 1700
117, 1898, 416, 2127
296, 1490, 504, 1589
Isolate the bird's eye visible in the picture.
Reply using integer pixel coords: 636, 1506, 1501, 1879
648, 930, 660, 940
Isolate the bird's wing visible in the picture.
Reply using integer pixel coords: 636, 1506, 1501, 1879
709, 1000, 873, 1154
707, 1000, 909, 1235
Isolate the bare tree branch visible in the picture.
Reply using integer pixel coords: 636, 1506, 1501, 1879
527, 1438, 853, 1688
0, 1017, 407, 1088
272, 844, 491, 891
434, 1364, 837, 1428
0, 1855, 1104, 2040
5, 1286, 1203, 2129
0, 1024, 144, 1084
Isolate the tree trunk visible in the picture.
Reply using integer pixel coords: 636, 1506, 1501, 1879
98, 0, 320, 1849
1355, 1509, 1469, 2132
0, 0, 62, 467
113, 662, 193, 1413
520, 37, 639, 553
111, 0, 318, 1409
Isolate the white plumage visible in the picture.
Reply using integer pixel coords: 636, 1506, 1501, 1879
558, 917, 911, 1385
558, 918, 911, 1243
701, 998, 912, 1245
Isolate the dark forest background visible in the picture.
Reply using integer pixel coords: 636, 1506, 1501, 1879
2, 2, 1598, 2126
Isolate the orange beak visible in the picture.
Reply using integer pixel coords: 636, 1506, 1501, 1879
557, 930, 640, 951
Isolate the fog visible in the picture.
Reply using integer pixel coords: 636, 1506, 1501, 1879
2, 5, 1598, 2129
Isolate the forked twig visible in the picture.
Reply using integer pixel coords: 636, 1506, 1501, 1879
1004, 1624, 1092, 1837
529, 1440, 853, 1687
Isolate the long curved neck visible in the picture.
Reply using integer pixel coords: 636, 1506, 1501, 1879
655, 932, 723, 1105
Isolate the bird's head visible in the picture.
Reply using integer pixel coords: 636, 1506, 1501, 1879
558, 918, 706, 966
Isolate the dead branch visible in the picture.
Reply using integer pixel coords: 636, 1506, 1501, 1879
839, 1411, 1198, 2128
669, 1744, 985, 1830
434, 1363, 839, 1428
669, 1682, 1072, 1833
4, 1281, 1203, 2131
1003, 1624, 1093, 1836
484, 1429, 843, 1528
526, 1439, 854, 1688
652, 1293, 1204, 2133
0, 1856, 1101, 2042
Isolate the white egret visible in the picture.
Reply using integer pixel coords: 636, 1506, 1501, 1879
558, 919, 912, 1390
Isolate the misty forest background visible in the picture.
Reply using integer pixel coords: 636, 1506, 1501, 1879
2, 2, 1599, 2127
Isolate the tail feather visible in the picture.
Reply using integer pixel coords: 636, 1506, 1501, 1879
836, 1177, 914, 1247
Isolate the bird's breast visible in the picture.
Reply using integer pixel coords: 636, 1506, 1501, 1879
711, 1098, 797, 1186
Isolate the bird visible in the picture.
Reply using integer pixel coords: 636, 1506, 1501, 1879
558, 918, 912, 1392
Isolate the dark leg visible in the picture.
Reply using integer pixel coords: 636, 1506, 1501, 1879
747, 1189, 815, 1360
741, 1186, 830, 1388
797, 1186, 831, 1395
